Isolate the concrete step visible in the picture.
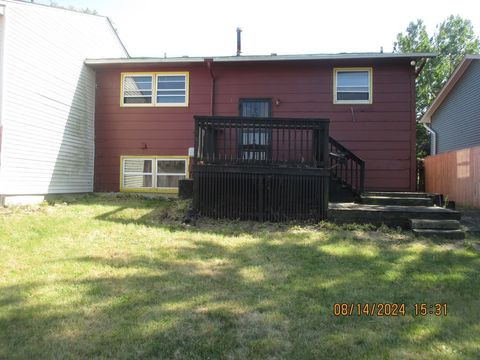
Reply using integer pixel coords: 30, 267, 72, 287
412, 229, 465, 240
361, 195, 433, 207
410, 219, 460, 230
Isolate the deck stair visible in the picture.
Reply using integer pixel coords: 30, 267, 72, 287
361, 194, 433, 207
329, 191, 465, 239
361, 191, 442, 206
410, 219, 465, 240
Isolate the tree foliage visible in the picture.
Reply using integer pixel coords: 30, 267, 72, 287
49, 1, 98, 15
394, 16, 480, 158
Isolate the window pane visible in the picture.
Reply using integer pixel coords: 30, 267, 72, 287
156, 175, 185, 188
124, 174, 153, 188
157, 96, 186, 104
337, 92, 370, 101
124, 97, 153, 104
337, 86, 369, 93
158, 75, 185, 82
157, 90, 186, 96
157, 160, 186, 174
124, 90, 152, 96
124, 159, 153, 173
124, 76, 152, 92
337, 71, 369, 87
157, 81, 186, 90
124, 81, 152, 91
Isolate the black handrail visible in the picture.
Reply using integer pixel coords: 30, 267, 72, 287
329, 136, 365, 194
194, 115, 330, 169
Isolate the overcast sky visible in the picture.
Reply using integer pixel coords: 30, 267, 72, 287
34, 0, 480, 57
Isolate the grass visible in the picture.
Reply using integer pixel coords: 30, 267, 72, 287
0, 194, 479, 359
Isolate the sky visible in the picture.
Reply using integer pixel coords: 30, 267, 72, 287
33, 0, 480, 57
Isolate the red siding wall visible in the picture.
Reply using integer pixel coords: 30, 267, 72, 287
93, 59, 416, 192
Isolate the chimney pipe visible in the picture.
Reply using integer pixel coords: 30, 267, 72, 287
236, 27, 242, 56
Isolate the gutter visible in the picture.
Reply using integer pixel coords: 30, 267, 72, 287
423, 123, 437, 155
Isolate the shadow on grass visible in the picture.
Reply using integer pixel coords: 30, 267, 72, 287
1, 194, 479, 358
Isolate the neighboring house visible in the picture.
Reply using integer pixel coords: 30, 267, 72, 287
0, 0, 128, 205
420, 55, 480, 207
86, 53, 432, 194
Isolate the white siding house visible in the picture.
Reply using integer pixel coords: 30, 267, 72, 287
0, 0, 128, 205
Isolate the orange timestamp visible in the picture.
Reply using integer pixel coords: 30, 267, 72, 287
333, 303, 448, 317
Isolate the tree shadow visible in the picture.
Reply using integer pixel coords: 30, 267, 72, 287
2, 237, 480, 358
1, 194, 479, 358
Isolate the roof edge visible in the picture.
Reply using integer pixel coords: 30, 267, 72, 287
0, 0, 107, 18
85, 52, 436, 66
420, 56, 477, 123
105, 17, 130, 58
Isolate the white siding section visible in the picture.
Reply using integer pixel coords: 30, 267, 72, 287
0, 7, 5, 129
0, 1, 127, 195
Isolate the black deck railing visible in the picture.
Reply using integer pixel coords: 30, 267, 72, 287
193, 116, 331, 221
329, 137, 365, 195
194, 116, 330, 168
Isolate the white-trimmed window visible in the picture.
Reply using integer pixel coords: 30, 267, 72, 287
121, 72, 189, 107
121, 157, 188, 192
334, 68, 372, 104
122, 74, 154, 105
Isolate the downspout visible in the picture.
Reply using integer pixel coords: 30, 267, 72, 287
423, 123, 437, 156
205, 59, 215, 115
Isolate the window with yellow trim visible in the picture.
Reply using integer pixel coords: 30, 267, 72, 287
121, 72, 189, 107
334, 68, 372, 104
156, 74, 188, 106
122, 75, 153, 105
123, 158, 154, 188
121, 157, 188, 191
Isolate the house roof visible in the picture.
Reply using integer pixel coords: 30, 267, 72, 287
85, 52, 435, 66
420, 55, 480, 123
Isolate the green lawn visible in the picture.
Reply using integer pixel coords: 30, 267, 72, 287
0, 194, 479, 359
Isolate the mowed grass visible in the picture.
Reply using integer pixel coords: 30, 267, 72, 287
0, 194, 479, 359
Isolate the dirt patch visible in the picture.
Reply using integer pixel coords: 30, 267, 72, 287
459, 208, 480, 236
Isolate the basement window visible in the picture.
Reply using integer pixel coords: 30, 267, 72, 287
121, 72, 189, 107
334, 68, 372, 104
122, 158, 154, 189
121, 156, 189, 193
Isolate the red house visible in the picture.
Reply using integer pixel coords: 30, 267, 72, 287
86, 53, 432, 205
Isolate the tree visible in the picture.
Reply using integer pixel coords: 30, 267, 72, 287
49, 1, 98, 15
394, 16, 480, 158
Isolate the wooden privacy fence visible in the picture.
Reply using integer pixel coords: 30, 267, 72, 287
425, 146, 480, 207
193, 116, 330, 221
